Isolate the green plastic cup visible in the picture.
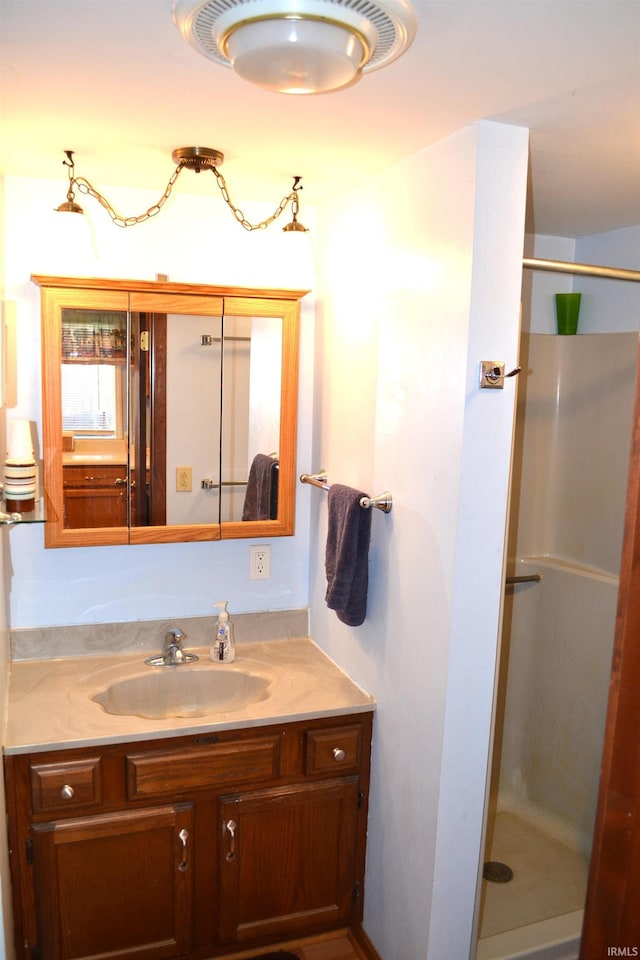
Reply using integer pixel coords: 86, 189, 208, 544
555, 293, 581, 335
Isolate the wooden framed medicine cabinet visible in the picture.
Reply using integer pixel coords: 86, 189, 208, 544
34, 276, 306, 548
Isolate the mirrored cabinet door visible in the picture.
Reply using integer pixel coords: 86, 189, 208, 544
127, 291, 224, 545
42, 286, 131, 547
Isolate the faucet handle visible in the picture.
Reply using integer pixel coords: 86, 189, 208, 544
165, 627, 186, 646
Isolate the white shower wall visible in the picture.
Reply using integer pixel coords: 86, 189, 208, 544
499, 331, 638, 855
513, 332, 638, 571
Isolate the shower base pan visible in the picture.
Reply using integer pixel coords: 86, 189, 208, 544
476, 909, 582, 960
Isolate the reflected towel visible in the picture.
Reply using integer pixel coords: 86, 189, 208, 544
242, 454, 279, 521
325, 484, 372, 627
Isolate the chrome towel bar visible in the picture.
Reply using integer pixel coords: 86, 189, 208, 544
300, 471, 393, 513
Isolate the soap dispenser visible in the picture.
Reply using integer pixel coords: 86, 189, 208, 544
211, 601, 236, 663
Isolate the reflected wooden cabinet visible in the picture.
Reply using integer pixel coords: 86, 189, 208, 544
63, 464, 128, 528
5, 713, 372, 960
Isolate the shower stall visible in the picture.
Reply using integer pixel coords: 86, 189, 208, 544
476, 254, 639, 960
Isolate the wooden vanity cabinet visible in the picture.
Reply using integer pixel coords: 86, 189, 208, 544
4, 713, 373, 960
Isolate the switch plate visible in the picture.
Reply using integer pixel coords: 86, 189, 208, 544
176, 466, 192, 492
250, 545, 271, 580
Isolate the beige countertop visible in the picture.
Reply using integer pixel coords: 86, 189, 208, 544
4, 637, 375, 755
62, 453, 127, 466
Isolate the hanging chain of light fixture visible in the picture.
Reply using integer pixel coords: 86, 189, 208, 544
214, 169, 305, 232
56, 148, 308, 232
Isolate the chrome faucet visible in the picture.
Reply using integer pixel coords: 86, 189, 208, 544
145, 627, 199, 666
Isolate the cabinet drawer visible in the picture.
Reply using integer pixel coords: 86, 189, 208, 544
30, 757, 102, 813
63, 464, 127, 488
127, 738, 280, 799
305, 724, 363, 776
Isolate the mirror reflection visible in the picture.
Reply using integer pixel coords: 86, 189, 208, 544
129, 306, 224, 528
37, 277, 304, 548
61, 307, 128, 528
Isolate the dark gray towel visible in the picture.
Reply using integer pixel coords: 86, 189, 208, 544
242, 454, 278, 521
325, 483, 372, 627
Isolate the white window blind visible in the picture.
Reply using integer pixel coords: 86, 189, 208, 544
61, 364, 120, 435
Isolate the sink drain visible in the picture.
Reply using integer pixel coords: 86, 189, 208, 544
483, 860, 514, 883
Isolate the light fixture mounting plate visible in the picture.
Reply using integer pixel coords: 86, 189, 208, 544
172, 146, 224, 171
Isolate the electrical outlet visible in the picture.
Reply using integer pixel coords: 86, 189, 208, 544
250, 545, 271, 580
176, 466, 192, 492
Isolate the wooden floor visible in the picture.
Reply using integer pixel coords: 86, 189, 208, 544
294, 933, 362, 959
214, 929, 373, 960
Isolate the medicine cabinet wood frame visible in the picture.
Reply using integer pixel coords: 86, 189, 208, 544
34, 276, 306, 549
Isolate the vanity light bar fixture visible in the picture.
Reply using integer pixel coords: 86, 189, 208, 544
55, 147, 308, 232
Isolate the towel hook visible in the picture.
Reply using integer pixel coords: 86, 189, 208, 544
480, 361, 522, 390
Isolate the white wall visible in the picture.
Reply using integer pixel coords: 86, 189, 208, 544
310, 120, 529, 959
523, 227, 640, 334
2, 175, 315, 628
576, 225, 640, 333
0, 165, 12, 960
165, 311, 222, 525
522, 234, 576, 334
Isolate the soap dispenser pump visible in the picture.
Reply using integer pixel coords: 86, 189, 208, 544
211, 601, 236, 663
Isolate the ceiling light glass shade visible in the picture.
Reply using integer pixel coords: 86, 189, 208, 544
173, 0, 417, 94
225, 18, 366, 94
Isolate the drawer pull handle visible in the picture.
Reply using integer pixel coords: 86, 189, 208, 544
178, 828, 189, 872
60, 784, 75, 800
225, 819, 237, 862
332, 747, 346, 763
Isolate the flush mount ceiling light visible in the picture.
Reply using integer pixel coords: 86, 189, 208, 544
172, 0, 417, 94
54, 147, 307, 232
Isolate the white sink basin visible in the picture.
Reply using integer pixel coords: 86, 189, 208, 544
93, 666, 271, 719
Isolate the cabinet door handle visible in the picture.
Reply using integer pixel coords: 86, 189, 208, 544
332, 747, 346, 762
178, 828, 189, 872
224, 819, 237, 862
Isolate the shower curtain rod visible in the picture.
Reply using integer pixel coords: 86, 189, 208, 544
523, 257, 640, 283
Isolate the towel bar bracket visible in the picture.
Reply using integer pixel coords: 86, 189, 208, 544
360, 492, 393, 513
299, 471, 329, 491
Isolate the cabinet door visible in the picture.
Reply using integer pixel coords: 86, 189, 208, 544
218, 778, 360, 944
64, 487, 128, 528
32, 803, 193, 960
